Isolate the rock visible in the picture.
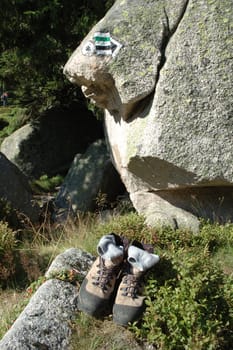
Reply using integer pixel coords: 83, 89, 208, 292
0, 248, 95, 350
1, 103, 103, 178
0, 152, 39, 223
0, 279, 78, 350
64, 0, 189, 120
63, 0, 233, 232
54, 139, 125, 219
1, 124, 33, 173
45, 247, 95, 278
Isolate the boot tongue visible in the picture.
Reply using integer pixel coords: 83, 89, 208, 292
127, 246, 160, 273
97, 234, 124, 262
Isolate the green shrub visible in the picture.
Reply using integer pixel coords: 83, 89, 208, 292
130, 223, 233, 350
0, 199, 22, 228
0, 221, 44, 288
31, 174, 64, 193
0, 221, 17, 285
135, 254, 233, 349
0, 221, 16, 252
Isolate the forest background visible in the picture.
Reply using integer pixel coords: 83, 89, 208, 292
0, 0, 114, 116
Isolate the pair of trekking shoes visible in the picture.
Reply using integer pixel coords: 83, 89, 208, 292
77, 233, 160, 326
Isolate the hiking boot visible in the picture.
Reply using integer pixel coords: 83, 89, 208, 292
78, 233, 124, 318
113, 244, 159, 326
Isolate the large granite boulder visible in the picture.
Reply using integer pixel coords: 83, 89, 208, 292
1, 103, 103, 178
0, 248, 94, 350
0, 279, 78, 350
54, 139, 125, 219
63, 0, 233, 232
0, 152, 39, 223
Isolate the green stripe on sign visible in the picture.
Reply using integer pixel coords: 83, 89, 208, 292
94, 36, 111, 42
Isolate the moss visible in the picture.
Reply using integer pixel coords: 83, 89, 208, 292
112, 26, 121, 36
125, 117, 148, 160
122, 10, 129, 19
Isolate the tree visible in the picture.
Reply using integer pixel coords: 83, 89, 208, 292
0, 0, 114, 116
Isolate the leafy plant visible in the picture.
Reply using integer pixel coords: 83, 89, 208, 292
31, 174, 63, 193
95, 191, 108, 212
47, 268, 83, 286
0, 220, 45, 288
130, 224, 233, 350
0, 221, 16, 252
0, 221, 17, 286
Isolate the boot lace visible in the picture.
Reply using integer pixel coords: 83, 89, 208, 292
120, 274, 142, 299
92, 257, 120, 293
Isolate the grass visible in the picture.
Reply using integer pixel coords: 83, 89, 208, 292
71, 313, 141, 350
0, 212, 233, 348
0, 106, 27, 145
0, 289, 29, 338
213, 245, 233, 275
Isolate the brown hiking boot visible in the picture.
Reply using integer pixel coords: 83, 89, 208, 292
112, 244, 159, 326
78, 233, 124, 318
